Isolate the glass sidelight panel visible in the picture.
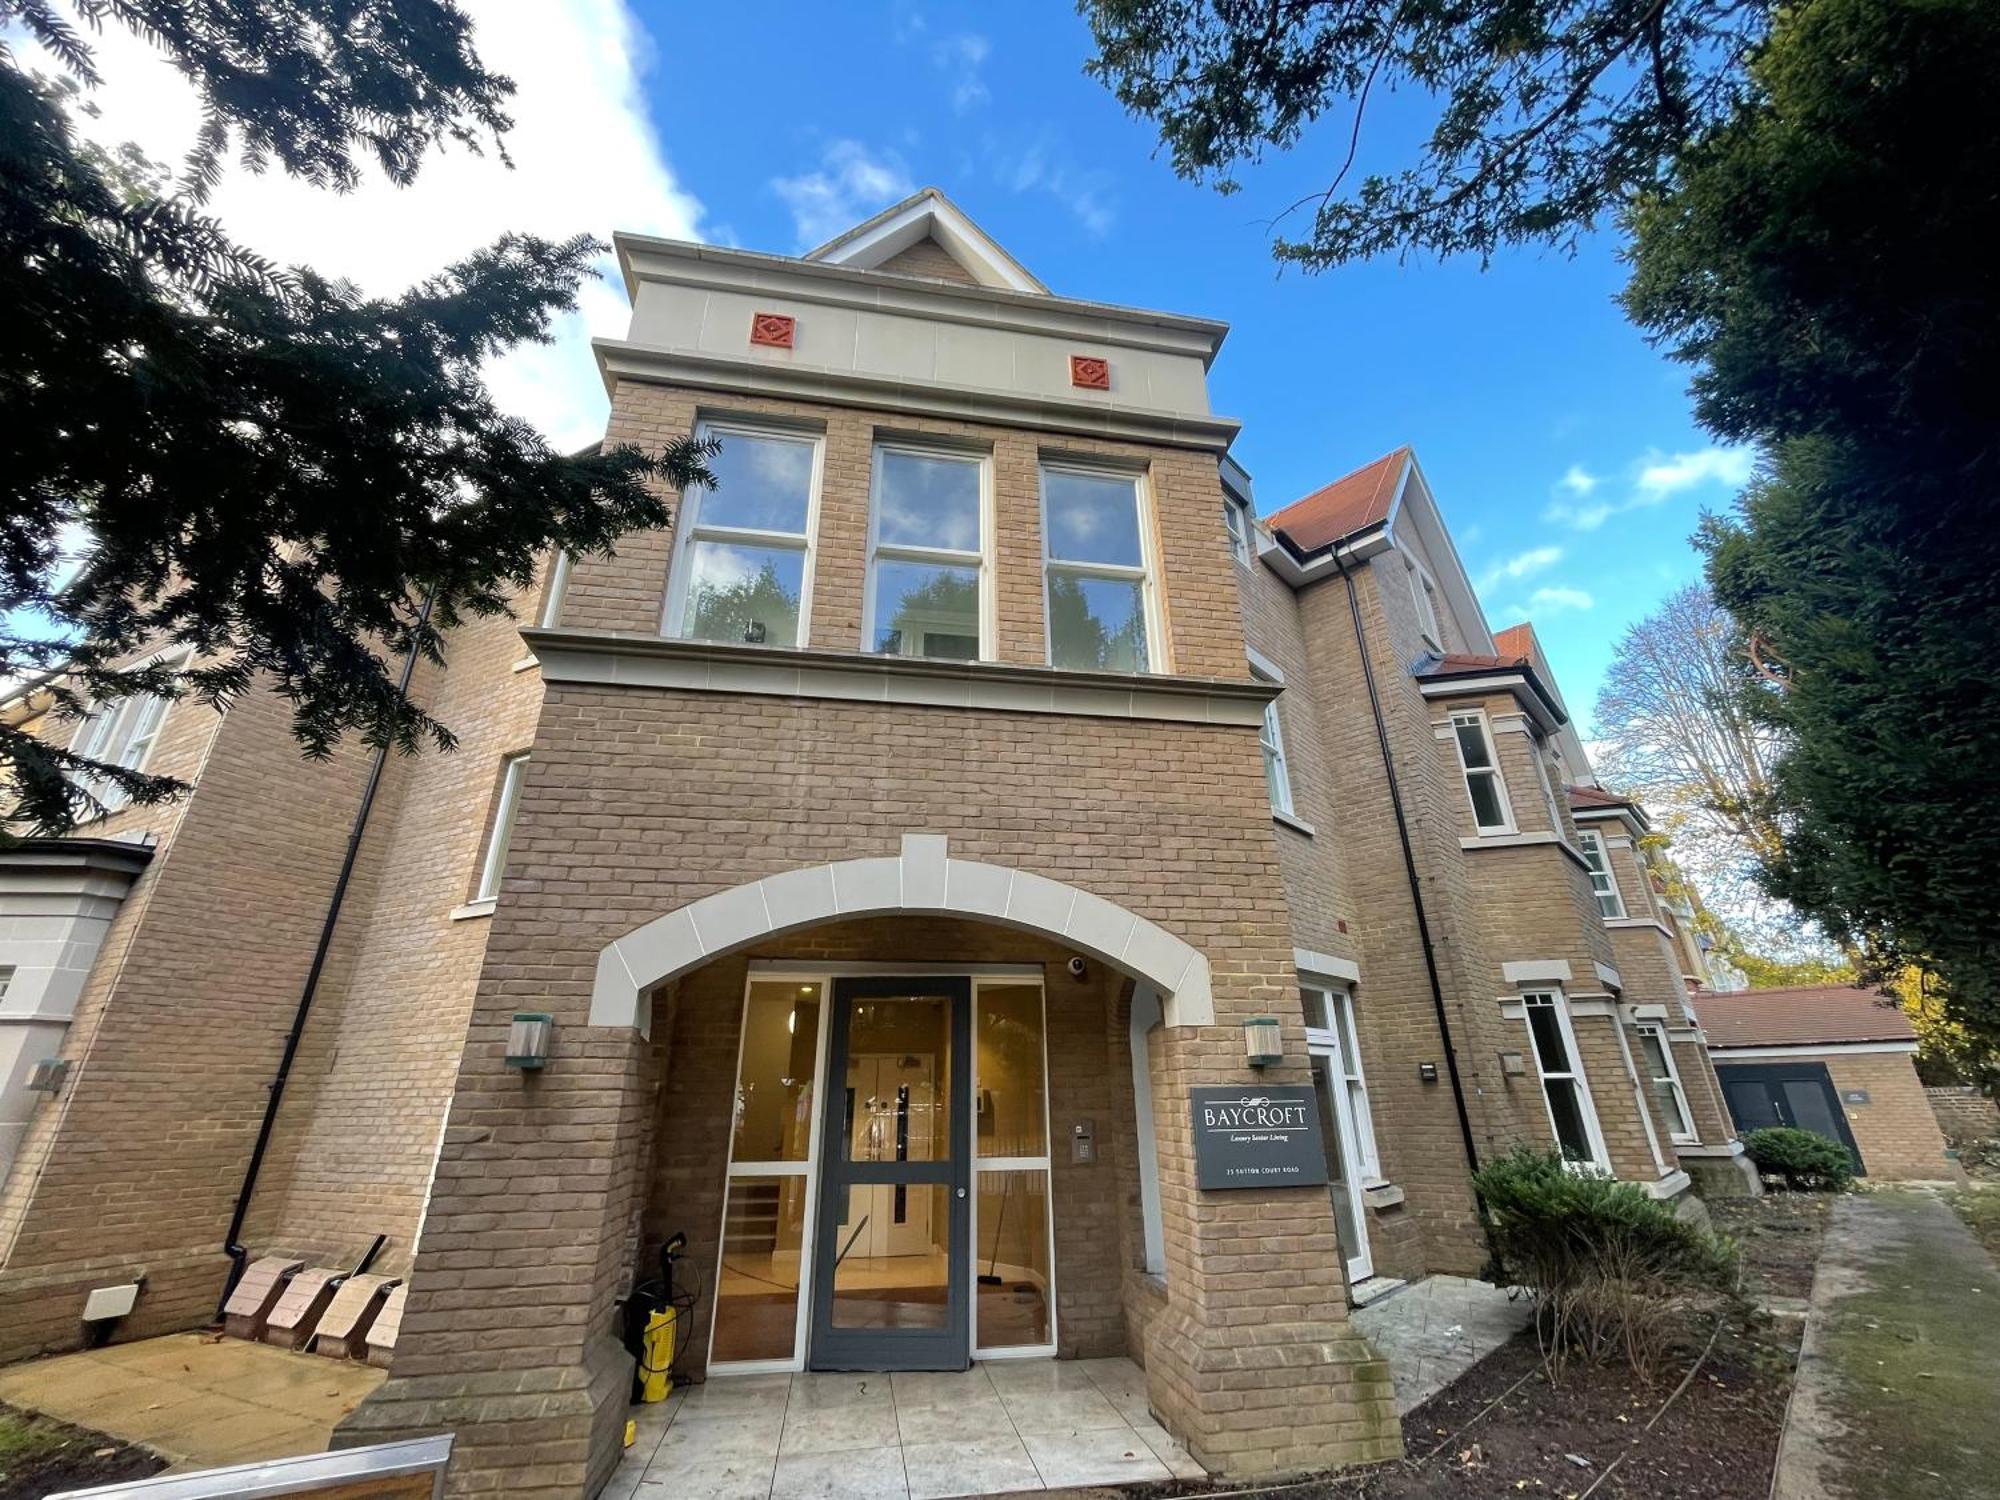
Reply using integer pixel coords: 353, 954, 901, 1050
712, 1176, 810, 1362
975, 1169, 1051, 1349
734, 983, 822, 1164
976, 984, 1047, 1158
830, 1183, 951, 1329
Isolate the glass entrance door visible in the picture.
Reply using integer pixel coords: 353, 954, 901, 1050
808, 977, 971, 1370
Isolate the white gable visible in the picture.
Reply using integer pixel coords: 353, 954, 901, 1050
806, 187, 1048, 294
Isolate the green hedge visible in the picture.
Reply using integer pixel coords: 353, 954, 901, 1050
1741, 1126, 1857, 1190
1474, 1147, 1739, 1296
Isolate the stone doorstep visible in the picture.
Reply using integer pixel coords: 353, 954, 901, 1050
1348, 1275, 1409, 1308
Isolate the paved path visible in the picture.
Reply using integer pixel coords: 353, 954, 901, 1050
0, 1332, 382, 1472
1775, 1190, 2000, 1500
1350, 1273, 1534, 1415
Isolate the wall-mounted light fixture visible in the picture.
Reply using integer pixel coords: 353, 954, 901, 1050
1417, 1061, 1440, 1083
1243, 1015, 1283, 1068
506, 1012, 553, 1070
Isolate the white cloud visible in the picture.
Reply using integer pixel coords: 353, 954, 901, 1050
1475, 545, 1564, 595
1544, 444, 1755, 531
933, 33, 991, 114
1557, 464, 1600, 497
989, 134, 1115, 237
29, 0, 703, 452
1635, 446, 1757, 499
1525, 586, 1595, 614
771, 140, 916, 252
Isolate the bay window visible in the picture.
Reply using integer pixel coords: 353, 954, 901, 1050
1577, 829, 1627, 918
667, 423, 821, 647
1040, 464, 1159, 673
1450, 709, 1515, 834
1523, 991, 1611, 1172
1634, 1022, 1696, 1144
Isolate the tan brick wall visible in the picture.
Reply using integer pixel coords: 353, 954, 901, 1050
0, 680, 375, 1359
1819, 1052, 1958, 1180
242, 599, 546, 1272
1928, 1085, 2000, 1144
570, 384, 1252, 682
874, 240, 983, 286
346, 663, 1396, 1491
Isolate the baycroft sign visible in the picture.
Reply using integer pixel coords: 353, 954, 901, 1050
1189, 1085, 1330, 1190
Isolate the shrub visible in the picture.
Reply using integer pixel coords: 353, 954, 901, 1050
1742, 1127, 1857, 1191
1473, 1148, 1739, 1381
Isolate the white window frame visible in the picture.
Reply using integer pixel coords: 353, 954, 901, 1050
1530, 737, 1570, 844
473, 752, 530, 902
1222, 496, 1252, 566
710, 972, 836, 1377
662, 419, 824, 648
1248, 659, 1295, 817
1576, 829, 1627, 919
1302, 979, 1380, 1284
68, 648, 188, 817
1634, 1021, 1697, 1145
536, 550, 573, 629
971, 975, 1058, 1360
1407, 555, 1444, 650
707, 965, 1057, 1377
1449, 708, 1516, 835
1038, 460, 1166, 674
861, 442, 995, 662
1522, 990, 1612, 1174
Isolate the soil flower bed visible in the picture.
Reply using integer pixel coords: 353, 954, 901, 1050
1131, 1193, 1831, 1500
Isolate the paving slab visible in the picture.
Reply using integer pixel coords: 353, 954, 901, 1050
0, 1331, 383, 1471
1351, 1272, 1534, 1414
1775, 1189, 2000, 1500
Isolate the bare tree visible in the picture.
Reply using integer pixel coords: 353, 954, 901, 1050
1593, 585, 1827, 960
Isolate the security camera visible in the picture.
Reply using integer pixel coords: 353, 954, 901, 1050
1066, 957, 1088, 980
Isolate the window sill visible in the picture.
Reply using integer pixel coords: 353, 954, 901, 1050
511, 655, 540, 674
449, 898, 497, 922
1361, 1181, 1406, 1210
1460, 831, 1592, 870
1272, 809, 1316, 837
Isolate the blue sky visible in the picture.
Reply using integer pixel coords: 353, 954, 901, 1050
627, 1, 1752, 732
41, 0, 1753, 733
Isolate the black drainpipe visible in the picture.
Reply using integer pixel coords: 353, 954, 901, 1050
216, 588, 437, 1314
1328, 548, 1483, 1179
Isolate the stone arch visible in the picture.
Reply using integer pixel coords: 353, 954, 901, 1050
588, 833, 1215, 1034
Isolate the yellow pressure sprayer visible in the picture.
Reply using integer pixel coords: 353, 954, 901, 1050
625, 1231, 689, 1404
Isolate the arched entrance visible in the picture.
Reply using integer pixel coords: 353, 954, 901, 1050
613, 838, 1215, 1378
587, 834, 1215, 1034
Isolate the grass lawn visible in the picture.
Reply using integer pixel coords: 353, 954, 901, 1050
1945, 1183, 2000, 1262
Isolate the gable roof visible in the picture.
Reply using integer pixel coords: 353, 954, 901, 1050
1493, 623, 1535, 660
1694, 985, 1916, 1048
804, 187, 1048, 294
1567, 785, 1634, 811
1266, 448, 1411, 552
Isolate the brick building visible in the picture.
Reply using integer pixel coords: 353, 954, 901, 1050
1698, 984, 1959, 1181
0, 190, 1748, 1496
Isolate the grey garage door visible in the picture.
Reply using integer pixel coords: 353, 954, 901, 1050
1717, 1060, 1867, 1176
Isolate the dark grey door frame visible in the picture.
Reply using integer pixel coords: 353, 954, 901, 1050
807, 976, 972, 1371
1717, 1060, 1868, 1175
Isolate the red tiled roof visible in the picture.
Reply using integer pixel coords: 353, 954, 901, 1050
1493, 623, 1535, 660
1693, 985, 1916, 1048
1266, 448, 1410, 552
1567, 785, 1632, 810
